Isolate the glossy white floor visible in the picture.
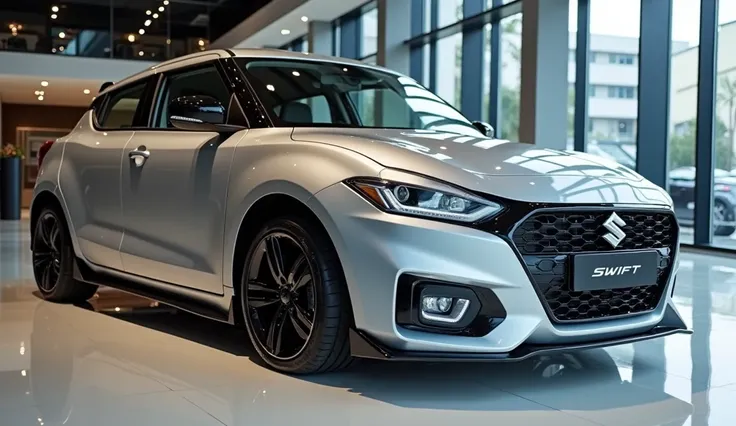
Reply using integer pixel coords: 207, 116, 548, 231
2, 219, 735, 426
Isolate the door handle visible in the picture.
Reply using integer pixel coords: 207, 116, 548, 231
128, 146, 150, 167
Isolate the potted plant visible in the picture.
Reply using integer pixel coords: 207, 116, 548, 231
1, 143, 25, 220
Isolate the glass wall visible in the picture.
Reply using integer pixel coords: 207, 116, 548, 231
332, 1, 377, 61
499, 14, 521, 141
0, 2, 212, 61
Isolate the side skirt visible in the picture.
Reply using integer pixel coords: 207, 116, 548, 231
73, 257, 237, 325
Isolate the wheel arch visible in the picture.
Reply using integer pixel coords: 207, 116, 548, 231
30, 190, 64, 249
229, 188, 355, 327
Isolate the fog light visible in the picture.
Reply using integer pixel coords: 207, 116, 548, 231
421, 296, 453, 314
420, 296, 470, 324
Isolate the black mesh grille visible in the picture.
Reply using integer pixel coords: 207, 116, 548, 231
511, 210, 677, 322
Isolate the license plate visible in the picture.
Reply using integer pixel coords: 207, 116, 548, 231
572, 251, 659, 291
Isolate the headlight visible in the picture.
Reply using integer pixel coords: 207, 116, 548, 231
347, 177, 503, 222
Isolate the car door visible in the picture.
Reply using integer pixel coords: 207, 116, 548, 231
62, 79, 152, 270
119, 61, 246, 294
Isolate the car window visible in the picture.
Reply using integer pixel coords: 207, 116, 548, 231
99, 82, 146, 129
236, 59, 482, 136
155, 64, 231, 129
274, 95, 333, 124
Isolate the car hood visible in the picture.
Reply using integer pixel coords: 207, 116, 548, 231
292, 128, 672, 206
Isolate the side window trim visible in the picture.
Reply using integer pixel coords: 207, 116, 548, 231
95, 77, 155, 131
151, 60, 234, 130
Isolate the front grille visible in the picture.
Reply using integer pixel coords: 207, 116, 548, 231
511, 210, 677, 322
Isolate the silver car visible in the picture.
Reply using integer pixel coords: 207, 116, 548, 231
30, 49, 690, 374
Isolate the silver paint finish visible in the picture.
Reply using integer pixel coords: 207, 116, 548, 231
31, 49, 685, 356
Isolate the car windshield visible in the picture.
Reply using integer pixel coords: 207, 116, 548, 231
235, 58, 483, 137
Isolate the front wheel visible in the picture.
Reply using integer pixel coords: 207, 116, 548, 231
240, 216, 353, 374
713, 200, 736, 236
32, 207, 98, 303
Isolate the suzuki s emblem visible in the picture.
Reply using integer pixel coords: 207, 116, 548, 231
602, 212, 626, 248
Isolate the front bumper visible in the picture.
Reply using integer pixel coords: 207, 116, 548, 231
310, 182, 690, 356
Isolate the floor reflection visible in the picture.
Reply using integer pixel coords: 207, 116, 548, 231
2, 219, 736, 425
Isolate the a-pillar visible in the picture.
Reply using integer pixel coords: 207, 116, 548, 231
518, 0, 569, 148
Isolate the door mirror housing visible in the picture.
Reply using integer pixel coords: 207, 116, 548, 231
472, 121, 495, 138
168, 95, 245, 133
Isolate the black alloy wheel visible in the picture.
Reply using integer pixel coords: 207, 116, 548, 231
245, 232, 317, 360
32, 207, 98, 303
33, 212, 63, 293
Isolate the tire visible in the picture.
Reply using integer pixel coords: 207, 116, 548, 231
713, 200, 736, 236
240, 215, 353, 374
32, 207, 98, 303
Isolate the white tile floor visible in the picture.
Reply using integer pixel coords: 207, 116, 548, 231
2, 219, 735, 425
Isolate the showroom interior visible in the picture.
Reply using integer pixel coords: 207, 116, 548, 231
1, 0, 735, 424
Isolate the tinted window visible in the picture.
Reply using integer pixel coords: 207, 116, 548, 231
155, 65, 231, 128
99, 83, 146, 129
236, 59, 482, 136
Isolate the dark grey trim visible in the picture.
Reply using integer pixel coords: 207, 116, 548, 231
405, 0, 522, 47
635, 0, 673, 188
693, 0, 720, 245
460, 0, 485, 121
573, 0, 590, 152
487, 0, 503, 131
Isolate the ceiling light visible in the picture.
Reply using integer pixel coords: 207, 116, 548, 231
163, 0, 169, 4
138, 28, 145, 35
158, 6, 164, 12
301, 16, 308, 22
51, 14, 57, 19
146, 9, 152, 15
83, 89, 91, 94
281, 29, 290, 35
52, 48, 57, 52
153, 13, 159, 18
166, 38, 171, 44
144, 19, 151, 26
197, 39, 205, 47
58, 31, 65, 39
128, 34, 135, 42
34, 91, 40, 95
58, 46, 64, 51
266, 84, 275, 91
52, 5, 59, 12
139, 51, 144, 56
41, 81, 49, 87
292, 71, 300, 77
38, 96, 44, 101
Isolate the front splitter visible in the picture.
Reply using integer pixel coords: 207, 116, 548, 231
350, 305, 691, 362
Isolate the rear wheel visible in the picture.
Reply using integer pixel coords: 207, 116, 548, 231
240, 216, 353, 374
32, 208, 98, 303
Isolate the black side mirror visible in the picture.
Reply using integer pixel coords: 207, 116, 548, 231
472, 121, 495, 138
168, 95, 244, 133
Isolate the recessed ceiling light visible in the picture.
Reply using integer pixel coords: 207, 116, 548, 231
266, 84, 275, 91
34, 91, 40, 95
158, 6, 164, 12
146, 9, 152, 15
281, 29, 291, 35
128, 34, 135, 42
301, 16, 308, 22
83, 89, 91, 94
144, 19, 151, 26
292, 71, 300, 77
51, 14, 57, 19
153, 13, 159, 18
163, 0, 169, 4
41, 81, 49, 87
139, 51, 144, 56
138, 28, 145, 35
38, 95, 44, 101
198, 39, 205, 47
51, 5, 59, 12
59, 46, 64, 51
58, 31, 65, 39
52, 48, 57, 53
